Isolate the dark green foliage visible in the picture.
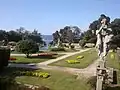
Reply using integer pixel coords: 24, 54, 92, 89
0, 47, 10, 70
7, 30, 22, 42
50, 47, 65, 51
0, 28, 44, 45
52, 26, 81, 44
87, 37, 97, 44
110, 35, 120, 47
111, 18, 120, 35
16, 39, 39, 57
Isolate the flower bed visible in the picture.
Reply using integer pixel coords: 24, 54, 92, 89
66, 60, 80, 64
9, 57, 16, 61
65, 56, 84, 64
38, 53, 53, 56
77, 55, 84, 59
37, 53, 54, 58
13, 71, 50, 78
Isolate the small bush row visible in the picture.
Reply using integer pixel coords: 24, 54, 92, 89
77, 55, 84, 59
66, 55, 84, 64
13, 71, 50, 78
9, 57, 17, 61
66, 60, 80, 64
50, 47, 65, 51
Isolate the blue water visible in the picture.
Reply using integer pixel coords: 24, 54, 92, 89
40, 35, 53, 50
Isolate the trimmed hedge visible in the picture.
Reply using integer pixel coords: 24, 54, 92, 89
0, 47, 10, 70
50, 47, 65, 51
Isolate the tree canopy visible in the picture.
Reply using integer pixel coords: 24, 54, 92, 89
0, 27, 44, 46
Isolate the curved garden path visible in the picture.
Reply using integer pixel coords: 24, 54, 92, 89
9, 48, 98, 78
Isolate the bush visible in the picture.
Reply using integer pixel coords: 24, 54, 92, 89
13, 71, 50, 78
37, 53, 53, 58
0, 47, 10, 70
9, 57, 17, 61
66, 60, 80, 64
50, 47, 65, 51
16, 39, 39, 58
77, 55, 84, 59
87, 37, 97, 44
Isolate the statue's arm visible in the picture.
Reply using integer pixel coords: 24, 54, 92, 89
96, 25, 104, 35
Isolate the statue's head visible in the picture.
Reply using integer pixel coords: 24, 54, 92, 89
101, 18, 107, 24
99, 14, 110, 25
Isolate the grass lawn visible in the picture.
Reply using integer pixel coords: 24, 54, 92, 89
50, 49, 98, 69
106, 51, 120, 84
11, 49, 80, 54
10, 54, 64, 64
49, 49, 80, 53
0, 67, 92, 90
16, 70, 92, 90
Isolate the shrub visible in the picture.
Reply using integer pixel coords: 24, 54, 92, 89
87, 37, 97, 44
77, 55, 84, 59
9, 57, 17, 61
13, 71, 50, 78
0, 47, 10, 70
16, 39, 39, 58
50, 47, 65, 51
37, 53, 53, 58
66, 60, 80, 64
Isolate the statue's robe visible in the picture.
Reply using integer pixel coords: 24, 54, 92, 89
96, 25, 113, 59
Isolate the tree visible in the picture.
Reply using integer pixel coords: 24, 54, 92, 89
111, 18, 120, 35
52, 31, 61, 46
0, 30, 8, 41
72, 26, 81, 43
16, 39, 39, 58
89, 20, 99, 35
52, 26, 81, 46
7, 30, 22, 42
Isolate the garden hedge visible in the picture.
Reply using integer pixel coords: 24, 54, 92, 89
50, 47, 65, 51
0, 47, 10, 70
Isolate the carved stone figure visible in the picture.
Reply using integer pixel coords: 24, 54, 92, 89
95, 17, 113, 60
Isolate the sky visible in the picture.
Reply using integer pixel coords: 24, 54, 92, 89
0, 0, 120, 35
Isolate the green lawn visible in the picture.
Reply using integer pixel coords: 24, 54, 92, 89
50, 49, 98, 69
106, 51, 120, 84
11, 49, 79, 54
10, 54, 64, 64
0, 67, 92, 90
16, 70, 92, 90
